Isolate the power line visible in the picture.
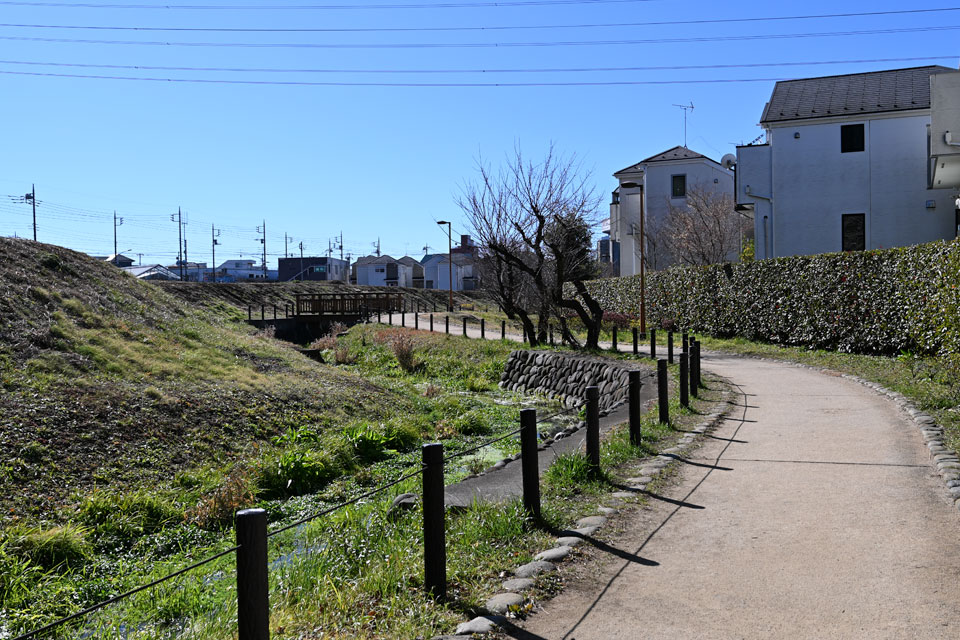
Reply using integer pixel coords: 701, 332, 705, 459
0, 55, 952, 76
0, 0, 660, 9
2, 24, 960, 49
1, 8, 957, 33
0, 69, 803, 85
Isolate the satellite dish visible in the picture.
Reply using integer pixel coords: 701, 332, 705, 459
721, 154, 737, 169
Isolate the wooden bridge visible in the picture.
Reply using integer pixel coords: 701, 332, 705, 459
293, 292, 403, 316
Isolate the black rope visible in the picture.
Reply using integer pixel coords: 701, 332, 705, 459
443, 427, 523, 462
267, 465, 426, 538
12, 545, 239, 640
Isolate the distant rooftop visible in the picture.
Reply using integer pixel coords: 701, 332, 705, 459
760, 65, 956, 124
615, 146, 719, 175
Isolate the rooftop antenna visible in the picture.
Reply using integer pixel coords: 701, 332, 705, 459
672, 102, 694, 147
372, 238, 381, 257
422, 244, 431, 255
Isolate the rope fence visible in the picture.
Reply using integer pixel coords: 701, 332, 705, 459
12, 322, 703, 640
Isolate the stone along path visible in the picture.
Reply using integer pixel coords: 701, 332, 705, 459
511, 353, 960, 639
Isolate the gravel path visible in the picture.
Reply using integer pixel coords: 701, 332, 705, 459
510, 352, 960, 639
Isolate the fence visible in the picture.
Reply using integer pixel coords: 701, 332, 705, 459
13, 334, 703, 640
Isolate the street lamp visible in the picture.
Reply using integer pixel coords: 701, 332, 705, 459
620, 182, 646, 335
436, 220, 453, 312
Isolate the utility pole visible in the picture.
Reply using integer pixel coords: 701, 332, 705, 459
339, 231, 344, 261
171, 207, 184, 281
437, 221, 453, 312
284, 233, 289, 258
257, 220, 267, 278
136, 253, 143, 266
24, 185, 36, 241
299, 241, 304, 282
113, 210, 124, 260
373, 238, 381, 257
211, 224, 220, 283
327, 239, 333, 259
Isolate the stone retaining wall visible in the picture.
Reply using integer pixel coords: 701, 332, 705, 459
498, 350, 639, 414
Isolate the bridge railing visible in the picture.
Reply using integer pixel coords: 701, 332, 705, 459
294, 293, 402, 316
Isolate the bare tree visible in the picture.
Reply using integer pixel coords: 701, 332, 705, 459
457, 144, 606, 349
662, 184, 744, 266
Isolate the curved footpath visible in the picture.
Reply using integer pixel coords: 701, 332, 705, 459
383, 313, 960, 636
514, 352, 960, 639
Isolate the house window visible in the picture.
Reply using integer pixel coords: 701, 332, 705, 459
841, 124, 865, 153
671, 174, 686, 198
842, 213, 866, 251
375, 267, 385, 273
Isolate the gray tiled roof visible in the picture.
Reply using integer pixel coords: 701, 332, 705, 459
615, 146, 718, 175
760, 65, 955, 124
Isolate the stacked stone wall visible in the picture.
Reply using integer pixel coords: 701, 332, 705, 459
498, 350, 637, 414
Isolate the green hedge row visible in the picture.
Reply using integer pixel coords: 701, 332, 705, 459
581, 240, 960, 355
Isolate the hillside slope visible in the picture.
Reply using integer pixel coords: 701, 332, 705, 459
0, 238, 397, 517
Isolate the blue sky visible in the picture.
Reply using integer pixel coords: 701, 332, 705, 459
0, 0, 956, 268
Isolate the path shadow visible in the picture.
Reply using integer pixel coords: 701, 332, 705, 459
658, 453, 733, 471
547, 526, 660, 567
495, 619, 550, 640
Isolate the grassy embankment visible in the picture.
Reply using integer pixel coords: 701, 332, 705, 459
0, 238, 714, 639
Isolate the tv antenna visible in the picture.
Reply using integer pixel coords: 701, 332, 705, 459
672, 102, 694, 147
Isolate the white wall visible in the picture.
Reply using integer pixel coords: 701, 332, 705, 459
357, 264, 389, 286
612, 158, 734, 275
742, 112, 957, 259
423, 257, 464, 291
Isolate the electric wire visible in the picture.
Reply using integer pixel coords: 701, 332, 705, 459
0, 55, 952, 75
0, 0, 662, 9
3, 24, 959, 49
1, 8, 957, 33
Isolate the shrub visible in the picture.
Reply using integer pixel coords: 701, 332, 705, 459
308, 335, 337, 351
256, 447, 339, 499
334, 344, 357, 365
464, 375, 491, 392
453, 410, 491, 436
422, 383, 441, 398
576, 240, 960, 356
187, 466, 257, 530
343, 423, 394, 462
391, 333, 419, 372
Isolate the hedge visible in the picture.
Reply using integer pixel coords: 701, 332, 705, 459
580, 240, 960, 356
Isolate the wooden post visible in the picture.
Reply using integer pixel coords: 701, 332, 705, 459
260, 305, 265, 321
377, 309, 381, 324
520, 409, 541, 519
414, 312, 419, 330
462, 317, 467, 337
650, 329, 656, 360
430, 314, 434, 332
682, 332, 689, 356
388, 310, 393, 325
501, 320, 506, 340
247, 306, 251, 321
480, 318, 485, 339
692, 340, 701, 396
611, 326, 618, 352
657, 359, 669, 425
445, 315, 449, 334
273, 304, 277, 320
629, 370, 642, 447
422, 443, 446, 599
668, 331, 674, 364
236, 509, 269, 640
586, 386, 600, 474
679, 352, 689, 408
401, 310, 406, 327
632, 327, 638, 355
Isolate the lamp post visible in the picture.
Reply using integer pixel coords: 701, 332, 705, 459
620, 182, 646, 334
436, 220, 453, 312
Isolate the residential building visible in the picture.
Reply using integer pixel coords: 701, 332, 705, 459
122, 264, 180, 281
451, 234, 479, 258
93, 253, 135, 267
397, 256, 425, 288
165, 261, 209, 282
736, 65, 960, 259
596, 215, 620, 276
609, 146, 734, 275
354, 255, 409, 287
421, 253, 475, 291
278, 256, 348, 282
216, 259, 277, 281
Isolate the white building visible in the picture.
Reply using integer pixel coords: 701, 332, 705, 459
737, 65, 960, 259
609, 146, 734, 275
216, 259, 277, 281
421, 253, 474, 291
353, 255, 414, 287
